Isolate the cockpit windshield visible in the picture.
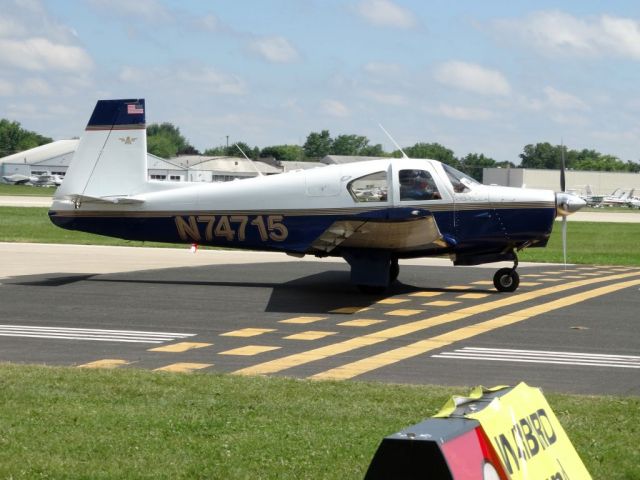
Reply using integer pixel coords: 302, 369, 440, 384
442, 164, 479, 193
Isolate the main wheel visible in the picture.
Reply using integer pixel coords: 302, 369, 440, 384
493, 268, 520, 292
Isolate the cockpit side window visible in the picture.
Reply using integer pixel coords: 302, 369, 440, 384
348, 171, 388, 202
442, 164, 479, 193
399, 169, 442, 201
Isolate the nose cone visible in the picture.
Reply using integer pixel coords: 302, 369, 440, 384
556, 192, 586, 216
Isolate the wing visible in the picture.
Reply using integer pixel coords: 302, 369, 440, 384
311, 209, 446, 253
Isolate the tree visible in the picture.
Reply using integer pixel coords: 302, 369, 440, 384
303, 130, 332, 159
360, 143, 387, 157
460, 153, 498, 181
519, 142, 640, 172
330, 134, 369, 156
203, 142, 258, 159
0, 119, 52, 157
146, 122, 198, 158
402, 142, 459, 167
519, 142, 562, 169
260, 144, 304, 162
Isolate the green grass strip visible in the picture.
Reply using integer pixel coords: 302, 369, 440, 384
0, 364, 637, 479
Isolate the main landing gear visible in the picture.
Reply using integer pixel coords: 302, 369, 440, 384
493, 255, 519, 293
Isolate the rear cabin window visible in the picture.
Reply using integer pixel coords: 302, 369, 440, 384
399, 169, 441, 201
348, 171, 388, 202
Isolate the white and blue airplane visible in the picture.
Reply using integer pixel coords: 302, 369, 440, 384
49, 99, 585, 292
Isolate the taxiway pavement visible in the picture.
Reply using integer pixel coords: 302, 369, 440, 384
1, 243, 638, 396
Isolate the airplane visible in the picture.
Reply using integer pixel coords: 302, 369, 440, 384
3, 173, 63, 186
599, 187, 634, 207
48, 99, 586, 293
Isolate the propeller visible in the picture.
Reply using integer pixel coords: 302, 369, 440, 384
561, 141, 567, 267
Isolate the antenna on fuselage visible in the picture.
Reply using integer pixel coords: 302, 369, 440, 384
235, 143, 263, 177
378, 124, 409, 159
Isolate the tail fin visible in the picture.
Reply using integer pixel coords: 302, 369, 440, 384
55, 99, 147, 199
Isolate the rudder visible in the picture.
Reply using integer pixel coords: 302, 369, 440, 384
55, 99, 147, 199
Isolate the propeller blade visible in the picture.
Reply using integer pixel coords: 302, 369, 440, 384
562, 216, 567, 269
560, 142, 566, 193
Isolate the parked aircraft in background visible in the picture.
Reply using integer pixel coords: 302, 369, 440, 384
48, 99, 586, 292
599, 188, 635, 208
2, 173, 63, 186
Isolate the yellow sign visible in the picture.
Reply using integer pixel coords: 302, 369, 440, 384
436, 382, 591, 479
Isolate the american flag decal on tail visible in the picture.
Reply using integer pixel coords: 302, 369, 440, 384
127, 103, 144, 115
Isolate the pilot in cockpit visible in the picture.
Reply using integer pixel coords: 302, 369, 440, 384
399, 169, 442, 201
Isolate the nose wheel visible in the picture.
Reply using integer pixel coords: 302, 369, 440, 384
493, 255, 519, 292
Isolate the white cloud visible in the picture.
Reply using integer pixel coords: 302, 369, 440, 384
0, 79, 15, 96
0, 1, 93, 75
493, 11, 640, 60
434, 61, 511, 96
362, 89, 408, 106
0, 37, 92, 72
119, 65, 247, 96
363, 62, 403, 76
23, 77, 52, 95
519, 86, 589, 112
249, 36, 300, 63
434, 104, 494, 121
88, 0, 173, 24
321, 99, 350, 117
355, 0, 416, 29
543, 86, 588, 111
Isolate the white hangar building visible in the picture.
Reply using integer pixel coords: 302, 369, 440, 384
483, 167, 640, 196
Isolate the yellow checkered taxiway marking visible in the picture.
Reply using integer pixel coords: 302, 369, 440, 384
385, 309, 424, 316
284, 331, 337, 341
423, 300, 460, 307
376, 298, 410, 305
220, 345, 280, 356
235, 270, 640, 378
148, 342, 212, 352
154, 363, 212, 373
313, 275, 640, 380
221, 328, 275, 337
456, 293, 490, 299
330, 307, 371, 314
338, 319, 385, 327
78, 359, 130, 369
279, 316, 326, 324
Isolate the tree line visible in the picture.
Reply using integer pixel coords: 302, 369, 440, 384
2, 119, 639, 179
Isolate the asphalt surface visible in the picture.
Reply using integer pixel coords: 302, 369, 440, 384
1, 244, 638, 396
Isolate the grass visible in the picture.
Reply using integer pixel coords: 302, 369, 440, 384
2, 206, 640, 265
0, 183, 56, 196
520, 220, 640, 265
0, 364, 637, 479
0, 206, 174, 247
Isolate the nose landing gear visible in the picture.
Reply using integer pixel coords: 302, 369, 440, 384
493, 255, 520, 292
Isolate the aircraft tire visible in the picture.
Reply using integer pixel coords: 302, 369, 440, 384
493, 268, 519, 292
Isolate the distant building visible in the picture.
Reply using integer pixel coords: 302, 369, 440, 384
1, 142, 281, 184
483, 167, 640, 196
0, 140, 78, 179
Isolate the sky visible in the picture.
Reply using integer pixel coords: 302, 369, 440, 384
2, 0, 640, 164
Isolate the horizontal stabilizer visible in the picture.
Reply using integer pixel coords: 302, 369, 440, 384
62, 194, 145, 205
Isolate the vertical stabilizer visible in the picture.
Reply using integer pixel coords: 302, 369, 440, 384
55, 99, 147, 199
